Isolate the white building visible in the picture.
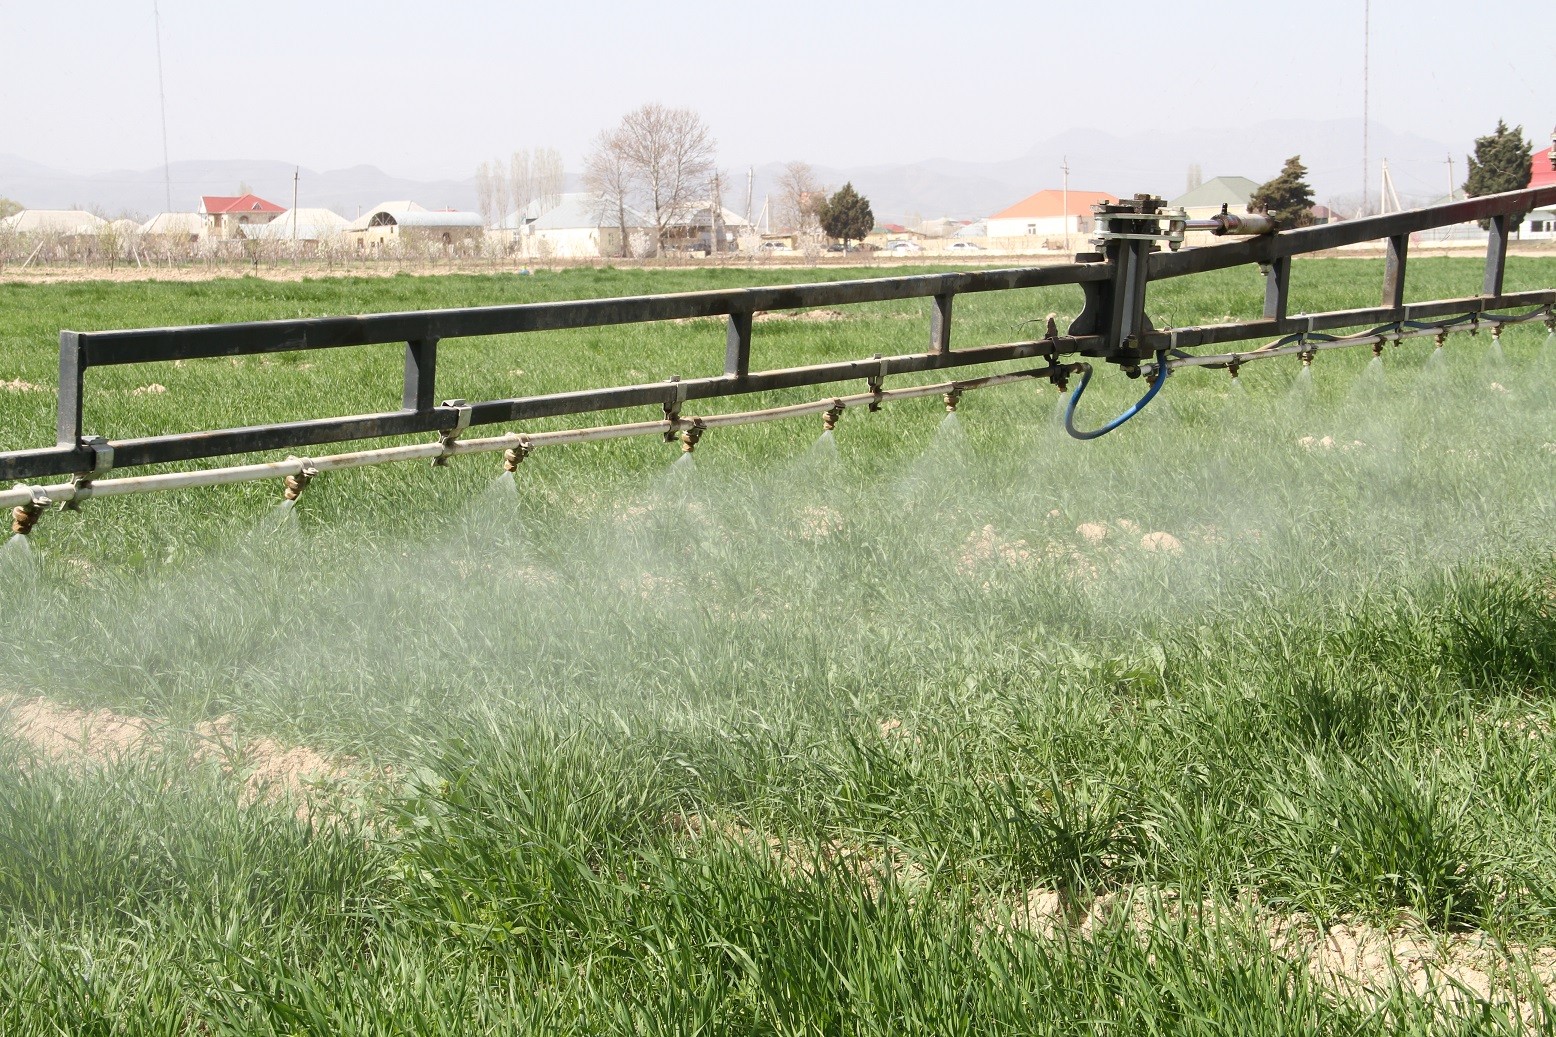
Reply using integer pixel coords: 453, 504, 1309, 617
0, 209, 109, 236
512, 192, 650, 258
985, 190, 1116, 248
244, 208, 349, 242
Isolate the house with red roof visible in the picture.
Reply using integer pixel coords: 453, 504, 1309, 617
200, 193, 285, 239
986, 189, 1116, 248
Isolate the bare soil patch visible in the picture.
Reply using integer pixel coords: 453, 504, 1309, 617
2, 695, 356, 813
1010, 885, 1556, 1016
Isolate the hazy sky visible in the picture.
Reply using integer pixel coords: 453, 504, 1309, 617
4, 0, 1550, 183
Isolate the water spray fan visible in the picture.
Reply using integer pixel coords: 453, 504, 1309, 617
2, 186, 1555, 538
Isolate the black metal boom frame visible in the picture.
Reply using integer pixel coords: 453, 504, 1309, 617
4, 185, 1554, 484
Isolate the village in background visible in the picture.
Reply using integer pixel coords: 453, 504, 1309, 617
3, 118, 1554, 272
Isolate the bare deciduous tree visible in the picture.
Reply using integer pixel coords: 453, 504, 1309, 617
612, 103, 716, 256
510, 147, 565, 222
776, 161, 825, 242
583, 129, 636, 259
476, 148, 566, 233
474, 161, 498, 227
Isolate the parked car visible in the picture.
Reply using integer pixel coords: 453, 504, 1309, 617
946, 241, 984, 252
758, 240, 793, 252
884, 240, 923, 253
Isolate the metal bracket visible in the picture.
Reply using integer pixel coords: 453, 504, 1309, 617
433, 399, 473, 465
867, 354, 888, 412
64, 435, 114, 508
663, 376, 688, 441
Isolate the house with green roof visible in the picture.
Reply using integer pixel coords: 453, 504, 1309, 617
1168, 176, 1262, 246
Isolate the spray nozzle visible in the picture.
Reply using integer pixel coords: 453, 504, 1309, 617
1434, 330, 1448, 351
1371, 341, 1384, 359
679, 419, 706, 454
10, 488, 51, 536
942, 387, 963, 413
1227, 357, 1242, 380
1299, 350, 1314, 368
283, 461, 320, 502
502, 437, 533, 473
823, 400, 845, 433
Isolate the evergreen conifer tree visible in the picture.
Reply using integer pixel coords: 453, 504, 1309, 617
1249, 156, 1316, 228
819, 183, 874, 251
1464, 120, 1533, 228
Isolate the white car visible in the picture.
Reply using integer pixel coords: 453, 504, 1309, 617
947, 241, 984, 252
758, 240, 793, 252
884, 240, 923, 253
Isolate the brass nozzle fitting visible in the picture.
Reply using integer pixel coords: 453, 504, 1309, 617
283, 465, 319, 502
823, 400, 845, 433
1371, 341, 1384, 358
503, 439, 533, 473
943, 388, 963, 413
1300, 350, 1314, 368
11, 501, 45, 536
679, 421, 706, 454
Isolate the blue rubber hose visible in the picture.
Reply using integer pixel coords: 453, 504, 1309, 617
1063, 349, 1171, 441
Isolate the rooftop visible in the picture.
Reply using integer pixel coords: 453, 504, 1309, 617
1168, 176, 1262, 210
200, 193, 285, 215
989, 189, 1116, 221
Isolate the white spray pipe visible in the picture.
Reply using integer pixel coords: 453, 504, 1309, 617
0, 364, 1130, 517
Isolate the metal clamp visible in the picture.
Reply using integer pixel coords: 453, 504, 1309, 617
433, 399, 473, 466
64, 435, 114, 509
867, 354, 888, 412
664, 376, 688, 441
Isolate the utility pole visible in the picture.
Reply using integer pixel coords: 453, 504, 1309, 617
1446, 153, 1456, 202
291, 166, 299, 250
1062, 156, 1070, 253
1380, 159, 1401, 215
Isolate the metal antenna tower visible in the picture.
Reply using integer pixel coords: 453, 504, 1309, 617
154, 1, 173, 213
1361, 0, 1370, 216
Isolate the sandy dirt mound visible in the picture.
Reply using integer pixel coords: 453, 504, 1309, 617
1009, 885, 1556, 1016
5, 696, 156, 764
2, 695, 355, 813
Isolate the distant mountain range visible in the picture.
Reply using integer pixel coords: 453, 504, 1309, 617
1, 118, 1464, 227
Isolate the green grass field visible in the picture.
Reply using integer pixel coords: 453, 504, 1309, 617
3, 260, 1556, 1034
